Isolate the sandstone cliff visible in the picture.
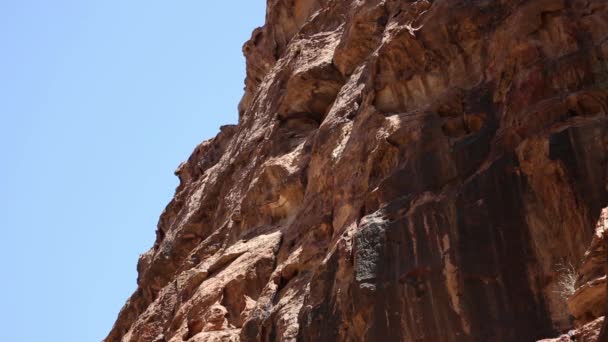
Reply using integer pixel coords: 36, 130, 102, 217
106, 1, 608, 341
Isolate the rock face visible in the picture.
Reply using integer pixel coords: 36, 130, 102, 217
106, 1, 608, 341
539, 208, 608, 342
569, 209, 608, 328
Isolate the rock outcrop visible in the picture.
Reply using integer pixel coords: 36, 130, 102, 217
106, 0, 608, 341
569, 209, 608, 328
539, 208, 608, 342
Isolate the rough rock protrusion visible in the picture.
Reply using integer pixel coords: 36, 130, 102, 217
107, 0, 608, 341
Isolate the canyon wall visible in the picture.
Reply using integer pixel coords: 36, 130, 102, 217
106, 0, 608, 341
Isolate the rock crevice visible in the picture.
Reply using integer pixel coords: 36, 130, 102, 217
107, 1, 608, 341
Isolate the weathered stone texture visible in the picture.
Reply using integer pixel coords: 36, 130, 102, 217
106, 0, 608, 341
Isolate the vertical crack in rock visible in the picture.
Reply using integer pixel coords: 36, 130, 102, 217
106, 1, 608, 341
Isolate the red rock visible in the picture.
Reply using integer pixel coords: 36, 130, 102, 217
106, 1, 608, 341
539, 316, 605, 342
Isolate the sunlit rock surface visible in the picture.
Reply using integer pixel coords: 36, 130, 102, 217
106, 1, 608, 341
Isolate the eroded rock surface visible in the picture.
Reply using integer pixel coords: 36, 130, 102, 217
106, 0, 608, 341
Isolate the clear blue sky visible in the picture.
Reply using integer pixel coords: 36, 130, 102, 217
0, 2, 265, 341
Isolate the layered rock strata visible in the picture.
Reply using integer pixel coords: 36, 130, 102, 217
107, 0, 608, 341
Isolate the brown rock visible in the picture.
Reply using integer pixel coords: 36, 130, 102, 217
106, 1, 608, 341
538, 316, 605, 342
568, 209, 608, 327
